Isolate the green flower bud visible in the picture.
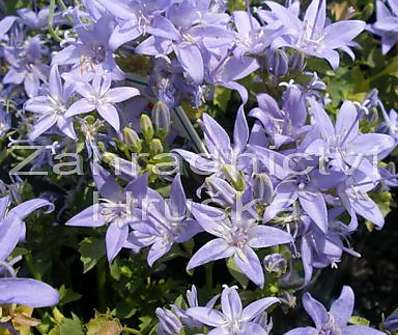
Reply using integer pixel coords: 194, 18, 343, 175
149, 138, 164, 155
140, 114, 154, 142
152, 101, 171, 137
122, 127, 142, 152
102, 152, 117, 165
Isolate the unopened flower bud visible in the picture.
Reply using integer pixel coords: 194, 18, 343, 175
253, 174, 274, 204
289, 52, 306, 72
102, 152, 117, 165
150, 138, 164, 155
263, 253, 287, 276
156, 307, 183, 335
266, 49, 289, 77
123, 127, 142, 152
140, 114, 154, 142
152, 101, 171, 137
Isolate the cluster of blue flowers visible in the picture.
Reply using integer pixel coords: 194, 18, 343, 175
1, 0, 398, 334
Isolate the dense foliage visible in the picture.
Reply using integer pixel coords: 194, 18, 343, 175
0, 0, 398, 334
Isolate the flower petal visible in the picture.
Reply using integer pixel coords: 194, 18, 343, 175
97, 103, 120, 132
174, 43, 204, 83
106, 221, 129, 262
233, 108, 249, 154
105, 87, 140, 103
302, 293, 328, 329
65, 204, 105, 227
242, 297, 279, 321
0, 278, 59, 308
221, 286, 243, 321
187, 238, 233, 270
330, 286, 355, 327
298, 190, 328, 233
29, 114, 57, 140
186, 307, 226, 327
65, 98, 96, 117
234, 246, 264, 287
249, 225, 292, 248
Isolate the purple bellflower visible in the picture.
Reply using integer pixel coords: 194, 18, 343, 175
94, 0, 174, 50
262, 0, 365, 69
187, 285, 279, 334
24, 65, 76, 141
172, 284, 219, 329
253, 145, 330, 234
66, 164, 148, 262
300, 212, 360, 285
136, 0, 233, 83
51, 15, 124, 80
370, 0, 398, 54
129, 174, 202, 267
306, 99, 395, 175
3, 36, 49, 97
0, 195, 59, 308
384, 308, 398, 332
157, 284, 219, 333
380, 107, 398, 142
187, 196, 292, 287
174, 110, 251, 185
284, 286, 384, 335
0, 16, 17, 40
65, 73, 140, 132
249, 84, 308, 149
156, 307, 184, 335
232, 10, 282, 59
0, 195, 54, 260
17, 7, 49, 30
337, 172, 386, 229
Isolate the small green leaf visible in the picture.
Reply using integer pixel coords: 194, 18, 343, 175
227, 258, 249, 289
79, 237, 106, 273
59, 314, 84, 335
58, 285, 82, 306
228, 0, 245, 11
349, 316, 370, 327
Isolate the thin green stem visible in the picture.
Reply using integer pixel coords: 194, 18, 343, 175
123, 327, 141, 334
174, 106, 207, 154
57, 0, 69, 12
48, 0, 62, 42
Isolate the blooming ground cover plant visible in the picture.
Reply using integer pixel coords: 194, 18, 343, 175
0, 0, 398, 334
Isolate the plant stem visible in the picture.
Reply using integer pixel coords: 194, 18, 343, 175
123, 327, 141, 334
48, 0, 62, 42
57, 0, 68, 12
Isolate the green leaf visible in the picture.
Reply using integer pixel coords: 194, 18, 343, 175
227, 258, 249, 289
213, 87, 231, 113
138, 316, 155, 333
79, 237, 106, 273
86, 314, 122, 335
349, 316, 370, 326
59, 314, 84, 335
58, 285, 82, 306
228, 0, 245, 10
